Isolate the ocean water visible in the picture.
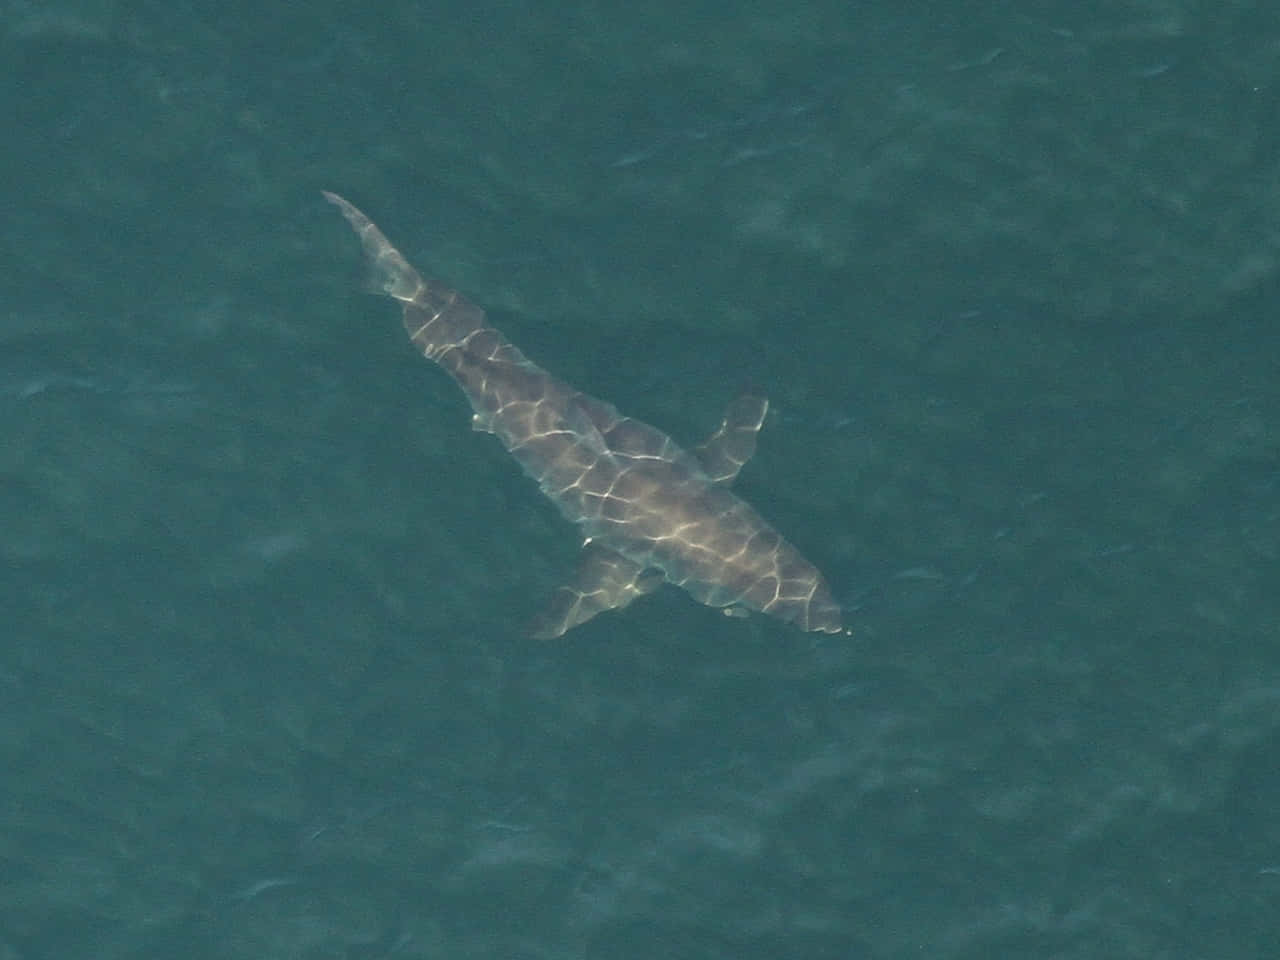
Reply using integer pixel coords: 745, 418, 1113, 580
3, 1, 1278, 957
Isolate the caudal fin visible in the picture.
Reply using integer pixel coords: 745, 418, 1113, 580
323, 191, 427, 303
324, 191, 491, 362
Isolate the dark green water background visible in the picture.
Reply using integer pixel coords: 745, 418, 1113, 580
3, 1, 1278, 957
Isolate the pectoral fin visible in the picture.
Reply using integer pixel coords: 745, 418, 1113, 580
528, 542, 663, 638
693, 393, 768, 486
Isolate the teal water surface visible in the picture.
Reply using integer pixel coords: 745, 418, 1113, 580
3, 1, 1278, 957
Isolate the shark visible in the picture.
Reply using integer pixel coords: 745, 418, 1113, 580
325, 192, 843, 638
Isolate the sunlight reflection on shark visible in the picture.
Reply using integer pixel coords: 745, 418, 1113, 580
326, 193, 843, 637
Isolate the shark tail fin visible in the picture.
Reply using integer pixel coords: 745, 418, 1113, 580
325, 192, 491, 361
323, 192, 426, 303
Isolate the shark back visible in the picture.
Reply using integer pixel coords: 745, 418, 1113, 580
326, 192, 843, 637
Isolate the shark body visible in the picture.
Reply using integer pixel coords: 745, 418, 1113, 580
325, 192, 842, 637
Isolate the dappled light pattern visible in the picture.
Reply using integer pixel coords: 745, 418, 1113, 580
326, 193, 841, 636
